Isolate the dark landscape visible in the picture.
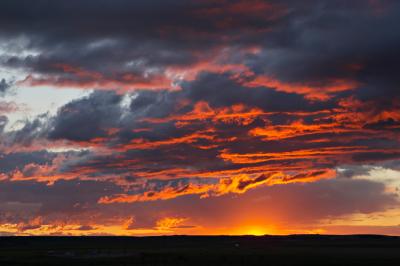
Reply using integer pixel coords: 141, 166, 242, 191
1, 235, 400, 265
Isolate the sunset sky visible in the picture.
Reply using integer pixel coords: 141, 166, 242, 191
1, 0, 400, 236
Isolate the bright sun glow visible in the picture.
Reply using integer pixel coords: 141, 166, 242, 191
245, 227, 266, 236
234, 226, 273, 236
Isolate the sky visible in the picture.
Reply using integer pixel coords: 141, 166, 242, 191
0, 0, 400, 236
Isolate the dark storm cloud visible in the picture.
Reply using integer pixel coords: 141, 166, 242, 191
1, 0, 399, 103
33, 76, 333, 180
0, 113, 50, 148
246, 0, 400, 101
0, 179, 123, 225
0, 0, 283, 40
4, 64, 399, 182
0, 150, 55, 173
44, 72, 330, 146
0, 0, 284, 91
181, 73, 335, 112
48, 91, 124, 142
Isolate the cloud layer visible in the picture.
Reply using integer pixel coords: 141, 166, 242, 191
0, 0, 399, 235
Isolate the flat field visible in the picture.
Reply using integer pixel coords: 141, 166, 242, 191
1, 235, 399, 265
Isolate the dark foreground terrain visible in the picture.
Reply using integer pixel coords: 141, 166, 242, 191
1, 235, 400, 265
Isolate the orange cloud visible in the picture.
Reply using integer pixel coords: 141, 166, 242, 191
156, 217, 188, 230
99, 170, 335, 204
248, 120, 349, 141
143, 101, 268, 126
120, 129, 216, 150
243, 75, 359, 100
219, 146, 367, 165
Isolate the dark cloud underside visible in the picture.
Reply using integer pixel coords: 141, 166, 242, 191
0, 0, 399, 235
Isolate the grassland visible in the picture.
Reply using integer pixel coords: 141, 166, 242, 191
1, 235, 399, 265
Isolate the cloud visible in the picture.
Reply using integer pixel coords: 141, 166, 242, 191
48, 91, 124, 142
0, 116, 7, 133
0, 79, 12, 96
0, 0, 397, 101
1, 177, 397, 235
0, 0, 400, 235
0, 150, 55, 174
